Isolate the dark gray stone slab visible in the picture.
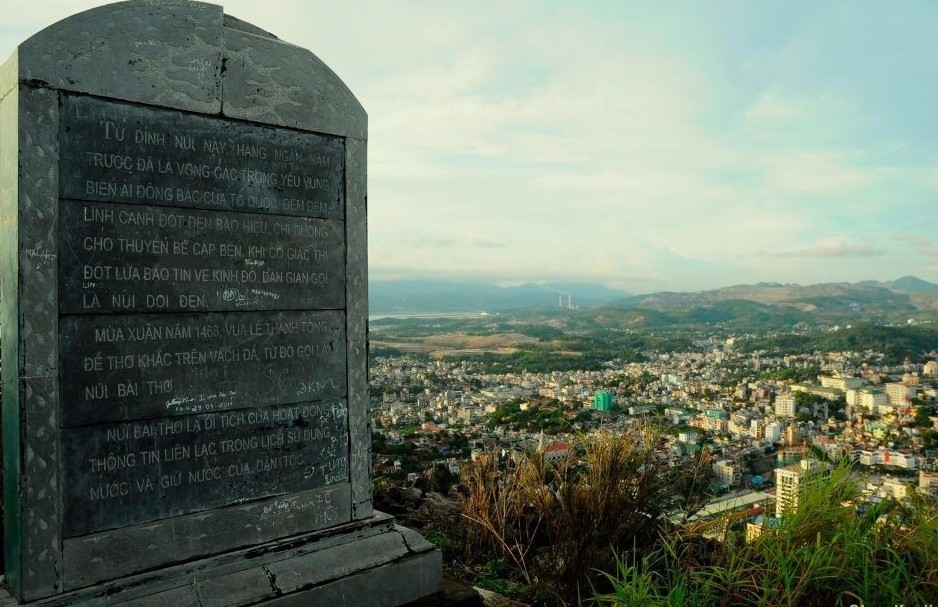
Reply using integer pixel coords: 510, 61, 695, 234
18, 1, 224, 114
121, 586, 203, 607
345, 138, 372, 519
18, 87, 59, 379
3, 1, 438, 603
268, 526, 437, 599
64, 484, 355, 590
10, 79, 64, 601
61, 95, 345, 220
59, 200, 345, 313
262, 545, 442, 607
63, 400, 349, 536
59, 310, 347, 426
20, 377, 62, 595
193, 527, 412, 607
221, 30, 367, 139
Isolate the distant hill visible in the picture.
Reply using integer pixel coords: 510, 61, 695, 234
369, 280, 631, 313
606, 277, 938, 323
586, 299, 814, 332
886, 275, 938, 293
370, 276, 938, 325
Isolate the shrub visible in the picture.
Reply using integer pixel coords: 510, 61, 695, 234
458, 427, 712, 603
596, 462, 938, 607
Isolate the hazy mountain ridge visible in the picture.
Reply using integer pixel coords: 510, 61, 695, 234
370, 277, 938, 322
370, 280, 631, 313
612, 277, 938, 320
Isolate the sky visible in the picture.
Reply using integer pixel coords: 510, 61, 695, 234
1, 1, 936, 293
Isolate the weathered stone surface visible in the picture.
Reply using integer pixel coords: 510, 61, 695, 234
261, 546, 442, 607
3, 510, 436, 607
64, 484, 354, 589
10, 77, 63, 602
119, 586, 204, 607
346, 137, 373, 520
221, 31, 366, 139
60, 200, 346, 313
18, 1, 224, 113
20, 376, 62, 596
17, 87, 58, 378
194, 526, 414, 607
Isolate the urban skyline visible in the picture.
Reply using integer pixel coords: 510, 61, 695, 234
2, 1, 936, 292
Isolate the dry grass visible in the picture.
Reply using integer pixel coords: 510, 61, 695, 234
458, 427, 712, 602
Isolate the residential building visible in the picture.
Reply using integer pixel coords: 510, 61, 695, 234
774, 394, 796, 418
884, 382, 916, 406
923, 361, 938, 377
593, 390, 614, 412
713, 459, 741, 488
847, 388, 887, 411
765, 422, 781, 443
919, 471, 938, 498
820, 375, 863, 391
775, 459, 823, 517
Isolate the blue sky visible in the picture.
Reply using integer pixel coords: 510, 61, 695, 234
2, 1, 936, 292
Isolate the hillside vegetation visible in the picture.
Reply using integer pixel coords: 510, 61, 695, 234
447, 438, 938, 607
372, 310, 938, 366
596, 464, 938, 607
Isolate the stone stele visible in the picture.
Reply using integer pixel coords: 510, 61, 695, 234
0, 2, 441, 605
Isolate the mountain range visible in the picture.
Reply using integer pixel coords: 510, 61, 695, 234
614, 276, 938, 317
369, 276, 938, 322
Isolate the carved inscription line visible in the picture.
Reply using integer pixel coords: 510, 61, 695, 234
61, 95, 345, 220
64, 401, 350, 537
60, 200, 345, 313
60, 311, 348, 426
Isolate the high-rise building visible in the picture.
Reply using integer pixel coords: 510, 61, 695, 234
884, 382, 916, 406
775, 459, 824, 517
774, 394, 796, 418
593, 390, 614, 412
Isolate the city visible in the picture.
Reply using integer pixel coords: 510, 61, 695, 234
371, 323, 938, 510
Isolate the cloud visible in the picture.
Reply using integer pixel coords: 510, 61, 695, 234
890, 234, 938, 276
390, 237, 506, 250
766, 238, 886, 258
744, 91, 810, 125
891, 233, 938, 254
3, 1, 936, 291
757, 150, 877, 195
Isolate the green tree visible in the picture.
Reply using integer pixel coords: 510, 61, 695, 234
913, 406, 935, 428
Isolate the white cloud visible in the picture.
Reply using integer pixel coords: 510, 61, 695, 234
1, 1, 935, 290
767, 238, 886, 258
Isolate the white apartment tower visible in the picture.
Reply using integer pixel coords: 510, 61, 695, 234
774, 393, 796, 418
775, 459, 823, 517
